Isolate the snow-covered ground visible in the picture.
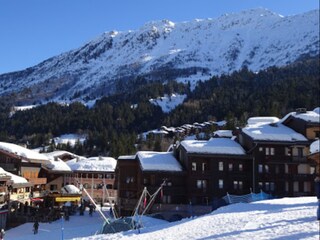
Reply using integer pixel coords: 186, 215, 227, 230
5, 197, 319, 240
149, 93, 187, 113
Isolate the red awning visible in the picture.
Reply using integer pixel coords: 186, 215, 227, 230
31, 198, 44, 202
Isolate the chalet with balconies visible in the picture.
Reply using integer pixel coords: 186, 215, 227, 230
0, 142, 50, 198
178, 138, 251, 205
238, 117, 315, 197
116, 152, 186, 217
281, 108, 320, 141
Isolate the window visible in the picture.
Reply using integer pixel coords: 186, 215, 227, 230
310, 167, 316, 174
297, 147, 304, 157
218, 179, 224, 189
50, 185, 57, 191
233, 181, 243, 190
192, 162, 197, 171
162, 195, 172, 204
219, 162, 224, 171
126, 177, 134, 184
265, 147, 275, 155
143, 178, 148, 184
258, 164, 263, 173
265, 165, 269, 173
285, 147, 291, 156
197, 180, 207, 189
259, 147, 263, 152
293, 181, 299, 192
304, 182, 311, 192
228, 163, 233, 171
202, 162, 207, 171
239, 164, 243, 172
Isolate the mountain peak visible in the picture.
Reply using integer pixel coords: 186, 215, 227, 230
0, 9, 318, 105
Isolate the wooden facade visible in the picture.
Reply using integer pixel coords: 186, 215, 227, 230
238, 131, 316, 197
177, 146, 252, 205
115, 155, 187, 216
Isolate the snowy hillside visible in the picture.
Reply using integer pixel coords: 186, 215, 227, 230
149, 93, 187, 112
0, 8, 319, 104
5, 197, 319, 240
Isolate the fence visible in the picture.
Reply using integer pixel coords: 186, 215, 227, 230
222, 190, 273, 205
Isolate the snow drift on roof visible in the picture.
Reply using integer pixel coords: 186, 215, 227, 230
310, 140, 319, 154
213, 130, 233, 138
0, 142, 49, 162
137, 151, 183, 172
66, 156, 117, 172
0, 167, 28, 184
181, 138, 246, 155
247, 117, 280, 126
243, 122, 307, 142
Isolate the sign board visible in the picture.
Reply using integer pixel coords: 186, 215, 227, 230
55, 197, 81, 202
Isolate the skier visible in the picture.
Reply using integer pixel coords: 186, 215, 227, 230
33, 220, 39, 234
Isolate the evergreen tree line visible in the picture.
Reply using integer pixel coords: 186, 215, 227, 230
0, 56, 318, 157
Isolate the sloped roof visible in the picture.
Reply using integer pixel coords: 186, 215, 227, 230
281, 109, 320, 123
0, 142, 50, 162
137, 151, 183, 172
181, 138, 246, 155
0, 167, 28, 184
242, 122, 308, 142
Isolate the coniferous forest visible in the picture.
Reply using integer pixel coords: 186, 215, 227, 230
0, 56, 318, 157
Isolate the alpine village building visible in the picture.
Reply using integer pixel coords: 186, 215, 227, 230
116, 108, 319, 219
0, 108, 318, 225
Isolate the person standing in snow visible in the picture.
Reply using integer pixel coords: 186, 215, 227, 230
33, 220, 39, 234
0, 229, 5, 240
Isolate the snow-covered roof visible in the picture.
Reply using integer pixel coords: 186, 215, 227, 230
44, 159, 72, 172
118, 155, 136, 160
310, 140, 319, 154
66, 156, 117, 172
61, 184, 81, 194
281, 110, 320, 123
0, 167, 28, 184
137, 151, 183, 172
213, 130, 233, 138
181, 138, 246, 155
0, 142, 50, 162
247, 117, 280, 126
242, 122, 308, 142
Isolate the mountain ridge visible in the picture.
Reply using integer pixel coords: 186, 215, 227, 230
0, 8, 319, 104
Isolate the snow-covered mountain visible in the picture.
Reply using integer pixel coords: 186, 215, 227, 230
0, 8, 319, 104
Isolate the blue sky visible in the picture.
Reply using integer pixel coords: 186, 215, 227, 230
0, 0, 319, 74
